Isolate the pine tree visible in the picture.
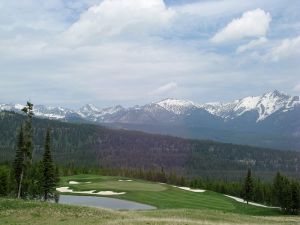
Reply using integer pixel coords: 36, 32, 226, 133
54, 166, 60, 185
41, 128, 56, 201
13, 126, 25, 198
290, 181, 300, 214
13, 102, 34, 199
22, 102, 34, 163
243, 169, 254, 204
273, 172, 284, 206
0, 167, 9, 196
27, 162, 43, 199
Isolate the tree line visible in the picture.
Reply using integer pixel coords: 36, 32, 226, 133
0, 102, 59, 201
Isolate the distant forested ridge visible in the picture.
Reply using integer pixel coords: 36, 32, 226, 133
0, 111, 299, 180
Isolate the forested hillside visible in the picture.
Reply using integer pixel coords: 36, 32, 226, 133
1, 111, 299, 180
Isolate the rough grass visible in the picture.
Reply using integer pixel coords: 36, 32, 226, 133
60, 175, 280, 216
0, 198, 299, 225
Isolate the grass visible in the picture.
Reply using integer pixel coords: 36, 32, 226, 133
1, 174, 298, 224
61, 175, 280, 216
71, 180, 166, 192
1, 198, 300, 225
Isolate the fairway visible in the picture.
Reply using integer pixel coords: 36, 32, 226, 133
71, 181, 166, 192
58, 175, 281, 216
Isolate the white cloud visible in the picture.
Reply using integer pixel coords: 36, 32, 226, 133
293, 83, 300, 92
211, 8, 271, 43
0, 0, 299, 107
149, 82, 178, 96
62, 0, 175, 45
236, 37, 268, 53
269, 35, 300, 61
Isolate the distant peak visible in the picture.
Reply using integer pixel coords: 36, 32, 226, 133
82, 104, 99, 112
263, 90, 289, 98
155, 98, 196, 115
156, 98, 195, 105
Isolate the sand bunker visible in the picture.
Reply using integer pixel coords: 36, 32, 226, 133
56, 187, 73, 193
95, 191, 126, 196
56, 187, 126, 196
69, 181, 80, 184
173, 186, 206, 193
118, 180, 133, 182
224, 195, 278, 208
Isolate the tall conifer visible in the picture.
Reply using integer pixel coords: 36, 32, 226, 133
14, 126, 25, 198
243, 169, 254, 204
41, 128, 55, 201
13, 102, 34, 198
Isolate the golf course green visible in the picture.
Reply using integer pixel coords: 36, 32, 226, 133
59, 175, 279, 215
1, 174, 300, 225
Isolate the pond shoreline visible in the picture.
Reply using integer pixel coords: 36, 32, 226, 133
58, 194, 156, 211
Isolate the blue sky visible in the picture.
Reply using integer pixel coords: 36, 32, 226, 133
0, 0, 299, 108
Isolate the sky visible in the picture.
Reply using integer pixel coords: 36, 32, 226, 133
0, 0, 299, 108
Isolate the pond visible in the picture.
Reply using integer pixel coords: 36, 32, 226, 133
59, 195, 156, 210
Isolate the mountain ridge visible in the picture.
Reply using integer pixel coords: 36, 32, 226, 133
1, 90, 300, 151
1, 90, 299, 123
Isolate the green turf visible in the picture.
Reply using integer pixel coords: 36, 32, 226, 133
72, 181, 166, 192
59, 175, 281, 216
1, 198, 300, 225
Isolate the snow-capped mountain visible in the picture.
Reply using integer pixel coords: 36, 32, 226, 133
1, 90, 300, 151
78, 104, 124, 121
151, 90, 300, 123
0, 104, 76, 120
201, 90, 300, 122
1, 90, 299, 123
156, 99, 198, 115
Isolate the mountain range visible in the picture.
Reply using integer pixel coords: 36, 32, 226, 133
1, 90, 300, 151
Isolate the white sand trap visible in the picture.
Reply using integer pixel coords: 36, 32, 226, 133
56, 187, 73, 193
56, 187, 126, 196
69, 181, 80, 184
173, 186, 206, 193
224, 195, 278, 208
94, 191, 126, 196
76, 190, 97, 194
118, 179, 133, 182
